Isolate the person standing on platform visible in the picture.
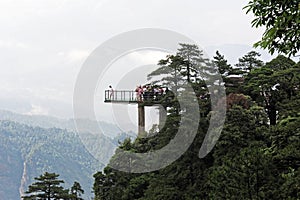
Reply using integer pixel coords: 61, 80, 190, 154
109, 85, 114, 100
136, 85, 140, 101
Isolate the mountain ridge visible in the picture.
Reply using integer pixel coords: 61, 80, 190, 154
0, 110, 136, 199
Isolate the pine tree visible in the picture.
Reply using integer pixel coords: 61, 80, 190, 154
22, 172, 68, 200
213, 50, 232, 77
147, 54, 185, 95
177, 43, 206, 83
235, 51, 263, 75
244, 55, 297, 125
70, 181, 84, 200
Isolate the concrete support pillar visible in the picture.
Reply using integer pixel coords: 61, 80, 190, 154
158, 105, 167, 129
138, 104, 145, 136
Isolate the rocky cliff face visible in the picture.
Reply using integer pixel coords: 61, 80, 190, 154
19, 161, 28, 198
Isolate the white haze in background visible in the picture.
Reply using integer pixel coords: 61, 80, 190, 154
0, 0, 270, 125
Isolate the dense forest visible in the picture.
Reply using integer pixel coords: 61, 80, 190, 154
0, 111, 138, 199
0, 109, 135, 165
93, 44, 300, 199
0, 120, 104, 199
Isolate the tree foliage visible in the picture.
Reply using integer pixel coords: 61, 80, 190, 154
244, 55, 298, 125
244, 0, 300, 56
213, 50, 232, 77
93, 46, 300, 200
22, 172, 68, 200
148, 54, 186, 95
22, 172, 84, 200
70, 182, 84, 200
235, 51, 264, 74
148, 43, 208, 90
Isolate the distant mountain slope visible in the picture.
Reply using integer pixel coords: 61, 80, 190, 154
0, 109, 131, 138
0, 120, 104, 200
0, 110, 136, 164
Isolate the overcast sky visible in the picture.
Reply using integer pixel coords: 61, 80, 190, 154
0, 0, 271, 129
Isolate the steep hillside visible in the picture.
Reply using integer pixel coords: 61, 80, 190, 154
0, 120, 104, 200
0, 110, 136, 164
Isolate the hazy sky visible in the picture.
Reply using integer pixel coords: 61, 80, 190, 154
0, 0, 268, 127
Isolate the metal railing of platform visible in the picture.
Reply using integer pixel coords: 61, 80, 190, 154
104, 90, 169, 104
104, 90, 136, 102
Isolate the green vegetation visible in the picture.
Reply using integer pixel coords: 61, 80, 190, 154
22, 172, 84, 200
0, 120, 104, 199
244, 0, 300, 56
0, 110, 132, 164
93, 46, 300, 199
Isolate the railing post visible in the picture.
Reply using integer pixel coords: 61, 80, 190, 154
132, 91, 134, 101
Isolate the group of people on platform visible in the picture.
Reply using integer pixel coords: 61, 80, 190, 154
135, 85, 169, 102
107, 85, 173, 102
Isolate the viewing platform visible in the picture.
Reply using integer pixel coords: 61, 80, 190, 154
104, 90, 170, 106
104, 89, 174, 135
